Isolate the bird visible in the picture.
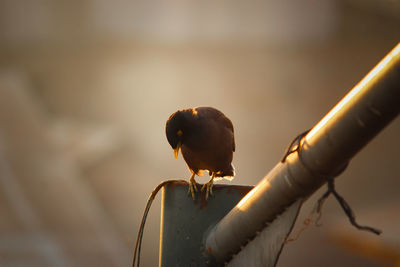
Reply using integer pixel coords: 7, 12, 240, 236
165, 107, 235, 200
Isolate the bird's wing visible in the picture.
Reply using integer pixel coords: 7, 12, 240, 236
196, 106, 236, 152
217, 111, 235, 152
232, 133, 236, 152
221, 114, 235, 152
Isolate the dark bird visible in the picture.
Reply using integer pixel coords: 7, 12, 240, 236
166, 107, 235, 200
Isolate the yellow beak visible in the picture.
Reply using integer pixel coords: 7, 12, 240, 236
173, 142, 181, 159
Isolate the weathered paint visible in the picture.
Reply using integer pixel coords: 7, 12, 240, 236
159, 182, 253, 267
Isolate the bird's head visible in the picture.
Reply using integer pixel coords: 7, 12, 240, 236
166, 110, 189, 159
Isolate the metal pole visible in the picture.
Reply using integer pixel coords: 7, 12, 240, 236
205, 43, 400, 264
158, 182, 253, 266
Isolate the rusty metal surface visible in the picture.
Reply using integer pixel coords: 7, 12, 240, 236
159, 181, 253, 267
227, 199, 302, 267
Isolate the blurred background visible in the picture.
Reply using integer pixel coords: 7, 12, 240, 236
0, 0, 399, 266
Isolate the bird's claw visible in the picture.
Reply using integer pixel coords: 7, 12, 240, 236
201, 181, 213, 200
188, 179, 198, 200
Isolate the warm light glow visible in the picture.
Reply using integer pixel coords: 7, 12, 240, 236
307, 43, 400, 141
237, 179, 271, 211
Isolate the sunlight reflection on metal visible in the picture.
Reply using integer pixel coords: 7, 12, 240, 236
237, 179, 270, 211
206, 43, 400, 265
307, 43, 400, 141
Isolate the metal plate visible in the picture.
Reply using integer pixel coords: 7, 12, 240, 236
159, 181, 253, 267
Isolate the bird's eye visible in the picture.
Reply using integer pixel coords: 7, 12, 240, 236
177, 129, 183, 136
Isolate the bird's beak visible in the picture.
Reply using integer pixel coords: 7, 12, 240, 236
173, 142, 182, 159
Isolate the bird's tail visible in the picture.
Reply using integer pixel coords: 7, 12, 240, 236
214, 164, 235, 181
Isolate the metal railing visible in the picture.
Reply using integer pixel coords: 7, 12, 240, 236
205, 43, 400, 265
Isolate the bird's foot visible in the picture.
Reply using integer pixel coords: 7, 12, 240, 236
188, 181, 198, 200
187, 174, 198, 200
201, 176, 214, 200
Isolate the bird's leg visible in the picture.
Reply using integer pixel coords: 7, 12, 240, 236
188, 173, 198, 200
201, 173, 215, 200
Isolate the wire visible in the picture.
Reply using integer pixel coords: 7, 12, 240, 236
132, 179, 188, 267
324, 177, 382, 235
283, 129, 381, 240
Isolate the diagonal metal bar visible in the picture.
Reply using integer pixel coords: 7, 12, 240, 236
205, 43, 400, 264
